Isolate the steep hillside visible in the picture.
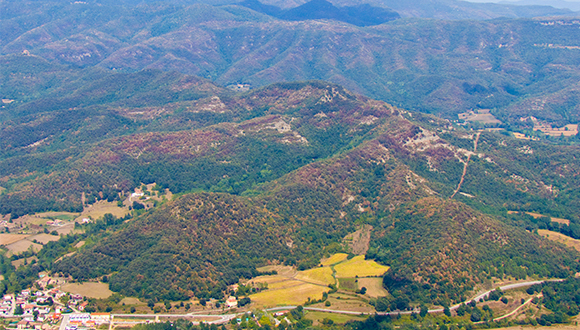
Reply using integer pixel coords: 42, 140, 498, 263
45, 81, 580, 304
53, 121, 579, 303
2, 2, 580, 126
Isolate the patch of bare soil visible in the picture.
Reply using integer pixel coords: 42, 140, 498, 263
344, 225, 372, 255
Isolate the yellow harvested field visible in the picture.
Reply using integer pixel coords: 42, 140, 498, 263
295, 267, 335, 285
0, 234, 30, 245
246, 275, 288, 285
357, 277, 388, 298
250, 282, 327, 307
61, 282, 113, 299
78, 200, 129, 221
266, 280, 304, 290
539, 230, 580, 252
30, 233, 61, 244
6, 240, 42, 254
334, 256, 389, 278
321, 253, 348, 266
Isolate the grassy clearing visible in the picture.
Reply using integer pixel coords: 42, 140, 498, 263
250, 282, 327, 307
338, 278, 357, 291
304, 311, 366, 325
538, 230, 580, 252
18, 215, 50, 226
0, 234, 30, 245
310, 294, 374, 313
334, 256, 390, 278
295, 267, 334, 285
61, 282, 113, 299
35, 212, 79, 221
30, 233, 60, 244
357, 277, 388, 298
78, 200, 129, 221
321, 253, 348, 266
120, 297, 143, 305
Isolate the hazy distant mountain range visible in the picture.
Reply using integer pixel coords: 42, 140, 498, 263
2, 0, 580, 126
501, 0, 580, 12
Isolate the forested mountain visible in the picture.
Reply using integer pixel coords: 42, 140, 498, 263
2, 1, 580, 126
29, 78, 576, 303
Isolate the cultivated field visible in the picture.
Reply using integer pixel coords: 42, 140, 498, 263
538, 230, 580, 252
61, 282, 113, 299
250, 254, 390, 308
54, 223, 77, 235
295, 267, 334, 285
0, 234, 30, 245
321, 253, 348, 266
338, 278, 357, 291
357, 277, 388, 298
334, 256, 390, 278
30, 233, 61, 244
266, 279, 303, 290
250, 282, 327, 307
6, 239, 42, 254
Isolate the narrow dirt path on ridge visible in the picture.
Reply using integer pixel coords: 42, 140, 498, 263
450, 132, 480, 199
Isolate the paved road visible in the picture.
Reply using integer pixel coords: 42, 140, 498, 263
111, 313, 236, 325
81, 278, 566, 328
59, 314, 70, 330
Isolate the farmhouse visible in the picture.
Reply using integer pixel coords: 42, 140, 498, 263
226, 296, 238, 308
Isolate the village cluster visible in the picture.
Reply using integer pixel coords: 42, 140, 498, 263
0, 276, 110, 330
